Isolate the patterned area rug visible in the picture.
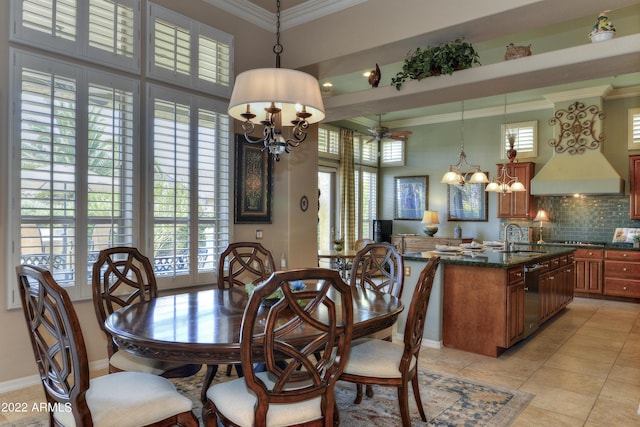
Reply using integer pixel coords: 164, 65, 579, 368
2, 366, 533, 426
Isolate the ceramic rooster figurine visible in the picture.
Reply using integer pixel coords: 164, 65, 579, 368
368, 64, 381, 88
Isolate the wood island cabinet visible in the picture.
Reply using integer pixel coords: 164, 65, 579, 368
604, 249, 640, 298
443, 252, 573, 357
574, 248, 603, 294
506, 268, 525, 347
630, 155, 640, 219
390, 235, 472, 254
496, 162, 535, 219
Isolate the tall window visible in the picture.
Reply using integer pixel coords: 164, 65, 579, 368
11, 50, 138, 304
354, 134, 378, 241
8, 0, 233, 306
149, 86, 230, 287
318, 126, 378, 247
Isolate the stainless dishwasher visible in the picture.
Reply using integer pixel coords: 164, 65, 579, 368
523, 263, 544, 338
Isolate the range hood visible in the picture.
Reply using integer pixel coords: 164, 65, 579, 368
530, 87, 623, 196
530, 150, 623, 195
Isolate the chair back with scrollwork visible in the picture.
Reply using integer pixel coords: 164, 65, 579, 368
17, 264, 93, 426
217, 242, 276, 289
350, 242, 404, 298
92, 247, 157, 357
243, 268, 353, 426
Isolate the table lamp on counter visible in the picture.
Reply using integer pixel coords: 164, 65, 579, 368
421, 211, 440, 237
533, 209, 550, 243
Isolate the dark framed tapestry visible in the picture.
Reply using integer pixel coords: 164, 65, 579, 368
447, 173, 488, 221
394, 176, 428, 220
234, 135, 272, 223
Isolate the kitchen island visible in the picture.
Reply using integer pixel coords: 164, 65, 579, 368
402, 245, 575, 357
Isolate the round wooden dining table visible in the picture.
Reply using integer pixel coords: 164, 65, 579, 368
104, 285, 404, 366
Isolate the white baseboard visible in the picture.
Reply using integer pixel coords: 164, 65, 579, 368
0, 359, 109, 394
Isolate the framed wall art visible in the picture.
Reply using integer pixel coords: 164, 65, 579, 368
234, 135, 272, 223
394, 176, 428, 220
447, 173, 488, 221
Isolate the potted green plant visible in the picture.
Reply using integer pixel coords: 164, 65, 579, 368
390, 47, 434, 89
333, 238, 344, 252
391, 38, 480, 90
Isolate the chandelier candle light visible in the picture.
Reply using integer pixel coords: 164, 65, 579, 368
441, 101, 489, 186
227, 0, 325, 161
421, 211, 440, 236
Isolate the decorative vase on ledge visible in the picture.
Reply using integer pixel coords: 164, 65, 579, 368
589, 12, 616, 43
590, 31, 615, 43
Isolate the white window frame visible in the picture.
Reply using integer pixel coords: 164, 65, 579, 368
629, 108, 640, 150
501, 120, 537, 160
10, 0, 141, 72
8, 3, 234, 305
146, 84, 231, 290
380, 139, 405, 167
147, 2, 233, 98
8, 49, 140, 307
318, 125, 340, 160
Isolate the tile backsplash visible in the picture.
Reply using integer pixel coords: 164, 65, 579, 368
535, 195, 640, 243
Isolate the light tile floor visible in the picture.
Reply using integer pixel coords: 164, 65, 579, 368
1, 297, 639, 426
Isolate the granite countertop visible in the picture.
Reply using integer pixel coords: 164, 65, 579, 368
403, 244, 576, 268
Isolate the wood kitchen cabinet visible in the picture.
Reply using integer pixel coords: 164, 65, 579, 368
496, 162, 535, 219
442, 251, 575, 357
506, 268, 526, 347
539, 254, 574, 323
574, 248, 603, 294
604, 249, 640, 298
631, 155, 640, 219
390, 235, 471, 254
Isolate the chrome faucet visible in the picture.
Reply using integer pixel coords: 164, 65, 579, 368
504, 223, 523, 251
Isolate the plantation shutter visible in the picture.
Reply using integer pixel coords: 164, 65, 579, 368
19, 65, 78, 289
148, 4, 232, 97
152, 97, 191, 277
380, 140, 404, 166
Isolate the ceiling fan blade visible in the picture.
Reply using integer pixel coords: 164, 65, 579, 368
365, 136, 377, 144
390, 130, 412, 136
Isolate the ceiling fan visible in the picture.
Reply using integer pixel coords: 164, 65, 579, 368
365, 115, 412, 144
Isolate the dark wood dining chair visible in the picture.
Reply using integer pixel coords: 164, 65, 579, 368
350, 242, 404, 299
202, 268, 354, 427
17, 264, 199, 427
339, 256, 440, 427
92, 246, 201, 378
349, 242, 405, 398
200, 241, 277, 402
217, 241, 276, 289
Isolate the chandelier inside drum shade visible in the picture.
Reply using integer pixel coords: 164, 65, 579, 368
227, 0, 325, 161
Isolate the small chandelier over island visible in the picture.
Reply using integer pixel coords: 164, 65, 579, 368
441, 101, 489, 186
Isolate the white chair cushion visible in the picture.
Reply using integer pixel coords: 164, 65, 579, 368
54, 371, 193, 427
109, 351, 166, 375
343, 338, 416, 378
207, 371, 322, 427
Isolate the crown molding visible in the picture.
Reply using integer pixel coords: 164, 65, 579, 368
203, 0, 366, 31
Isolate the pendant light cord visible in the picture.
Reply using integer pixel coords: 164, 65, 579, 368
273, 0, 283, 68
